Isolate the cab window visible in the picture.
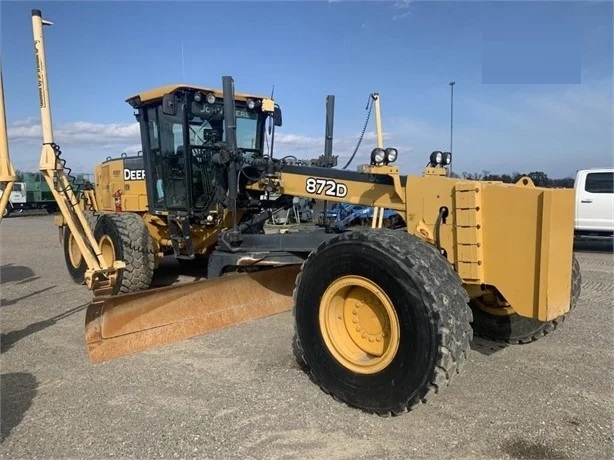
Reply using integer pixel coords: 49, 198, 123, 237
585, 172, 613, 194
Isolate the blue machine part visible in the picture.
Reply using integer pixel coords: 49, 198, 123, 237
320, 203, 396, 231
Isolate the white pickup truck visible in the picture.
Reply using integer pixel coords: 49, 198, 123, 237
574, 168, 614, 238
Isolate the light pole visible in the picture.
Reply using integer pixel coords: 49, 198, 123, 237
449, 81, 455, 172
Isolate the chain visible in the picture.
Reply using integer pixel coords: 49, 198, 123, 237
48, 142, 158, 256
46, 142, 83, 210
341, 93, 375, 170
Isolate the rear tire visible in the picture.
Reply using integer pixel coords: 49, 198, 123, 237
292, 228, 473, 416
470, 254, 581, 344
95, 213, 155, 295
62, 211, 102, 284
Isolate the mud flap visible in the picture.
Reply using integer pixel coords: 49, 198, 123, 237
85, 264, 301, 363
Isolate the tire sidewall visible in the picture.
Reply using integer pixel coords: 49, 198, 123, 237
470, 254, 582, 342
63, 225, 86, 284
295, 240, 439, 412
94, 215, 125, 295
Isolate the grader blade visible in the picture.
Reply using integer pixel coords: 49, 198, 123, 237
85, 264, 301, 363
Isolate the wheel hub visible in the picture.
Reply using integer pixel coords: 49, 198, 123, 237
319, 275, 400, 374
68, 232, 83, 268
99, 235, 116, 266
344, 290, 389, 356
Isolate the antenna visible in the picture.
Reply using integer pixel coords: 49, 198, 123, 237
267, 83, 275, 136
181, 41, 185, 80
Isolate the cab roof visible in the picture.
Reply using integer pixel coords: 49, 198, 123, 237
125, 83, 271, 108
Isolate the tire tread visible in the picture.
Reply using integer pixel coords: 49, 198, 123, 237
292, 228, 474, 416
472, 255, 581, 344
103, 213, 154, 294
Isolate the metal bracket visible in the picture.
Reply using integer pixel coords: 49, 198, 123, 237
168, 213, 195, 259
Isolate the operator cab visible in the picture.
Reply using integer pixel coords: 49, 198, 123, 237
126, 84, 282, 217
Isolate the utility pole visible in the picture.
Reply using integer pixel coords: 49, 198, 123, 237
449, 81, 455, 173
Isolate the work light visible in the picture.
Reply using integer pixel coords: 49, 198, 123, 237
371, 148, 386, 164
385, 147, 398, 163
430, 151, 443, 165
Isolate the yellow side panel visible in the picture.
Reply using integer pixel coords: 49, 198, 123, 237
94, 158, 147, 213
404, 175, 575, 322
454, 183, 484, 282
480, 184, 575, 321
122, 180, 148, 212
99, 164, 112, 210
138, 194, 148, 210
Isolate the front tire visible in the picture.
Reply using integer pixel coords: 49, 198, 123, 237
292, 229, 473, 416
95, 213, 155, 295
470, 254, 581, 344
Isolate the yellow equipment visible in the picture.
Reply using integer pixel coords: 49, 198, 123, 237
80, 152, 148, 214
17, 9, 583, 416
0, 60, 18, 222
60, 152, 149, 287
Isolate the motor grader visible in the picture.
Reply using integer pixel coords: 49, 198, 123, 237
5, 9, 583, 417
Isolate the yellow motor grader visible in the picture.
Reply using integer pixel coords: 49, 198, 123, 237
3, 9, 583, 416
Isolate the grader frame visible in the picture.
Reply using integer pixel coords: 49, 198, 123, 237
0, 9, 582, 417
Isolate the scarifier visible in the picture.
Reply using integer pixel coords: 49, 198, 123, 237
2, 10, 582, 416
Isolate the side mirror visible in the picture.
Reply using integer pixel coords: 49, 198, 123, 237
162, 93, 177, 116
273, 105, 282, 127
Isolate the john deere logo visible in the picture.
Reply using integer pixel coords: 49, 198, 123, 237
124, 169, 145, 181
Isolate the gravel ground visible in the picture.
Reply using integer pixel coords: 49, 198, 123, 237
1, 215, 613, 459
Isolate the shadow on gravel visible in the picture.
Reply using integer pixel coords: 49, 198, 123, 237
574, 238, 613, 253
500, 438, 570, 459
1, 286, 56, 308
470, 336, 508, 356
150, 256, 207, 288
1, 372, 38, 442
0, 264, 36, 285
0, 303, 88, 353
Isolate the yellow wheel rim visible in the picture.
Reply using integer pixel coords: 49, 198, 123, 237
319, 275, 400, 374
68, 232, 83, 268
99, 235, 116, 267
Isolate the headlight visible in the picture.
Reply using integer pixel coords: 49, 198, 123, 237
246, 98, 256, 110
443, 151, 452, 165
430, 150, 443, 165
371, 148, 386, 164
385, 147, 398, 163
206, 92, 216, 104
194, 92, 202, 102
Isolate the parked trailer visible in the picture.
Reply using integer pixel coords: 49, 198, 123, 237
0, 171, 93, 217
